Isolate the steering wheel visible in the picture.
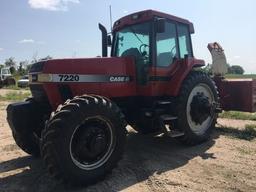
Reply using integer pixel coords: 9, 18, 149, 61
170, 46, 176, 56
139, 44, 149, 56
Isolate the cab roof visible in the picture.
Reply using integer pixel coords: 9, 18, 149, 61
113, 9, 194, 33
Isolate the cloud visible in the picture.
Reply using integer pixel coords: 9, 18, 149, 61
18, 39, 46, 44
0, 48, 3, 51
28, 0, 80, 11
18, 39, 35, 43
234, 55, 241, 59
37, 41, 46, 44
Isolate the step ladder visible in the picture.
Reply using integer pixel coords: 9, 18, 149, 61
160, 114, 184, 138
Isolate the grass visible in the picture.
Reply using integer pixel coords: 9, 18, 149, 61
0, 91, 31, 101
3, 85, 29, 90
236, 146, 256, 155
217, 124, 256, 141
225, 74, 256, 79
219, 111, 256, 121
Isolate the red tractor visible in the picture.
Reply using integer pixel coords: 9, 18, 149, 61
7, 10, 256, 185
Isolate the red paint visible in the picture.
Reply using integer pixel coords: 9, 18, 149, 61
42, 57, 137, 109
40, 56, 204, 109
214, 77, 256, 112
113, 10, 194, 33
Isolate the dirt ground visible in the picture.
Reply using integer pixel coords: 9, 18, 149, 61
0, 91, 256, 192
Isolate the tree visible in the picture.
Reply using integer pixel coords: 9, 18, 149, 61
228, 65, 244, 74
18, 61, 28, 75
26, 64, 32, 73
9, 66, 16, 74
202, 63, 213, 75
4, 57, 16, 67
39, 55, 52, 61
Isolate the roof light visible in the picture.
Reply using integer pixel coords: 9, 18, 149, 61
114, 20, 120, 26
131, 14, 140, 20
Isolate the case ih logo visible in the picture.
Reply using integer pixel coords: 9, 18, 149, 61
109, 76, 130, 82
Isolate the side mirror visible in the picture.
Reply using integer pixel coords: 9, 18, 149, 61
155, 18, 165, 33
107, 35, 112, 47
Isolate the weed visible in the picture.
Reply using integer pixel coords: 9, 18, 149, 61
236, 147, 256, 155
225, 74, 256, 79
0, 91, 31, 101
219, 111, 256, 121
217, 125, 256, 141
3, 85, 29, 90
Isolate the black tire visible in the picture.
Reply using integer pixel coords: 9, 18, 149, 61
41, 95, 127, 186
175, 71, 219, 145
12, 131, 40, 156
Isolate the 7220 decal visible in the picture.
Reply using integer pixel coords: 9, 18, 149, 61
58, 74, 79, 82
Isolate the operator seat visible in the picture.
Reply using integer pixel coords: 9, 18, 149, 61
121, 48, 147, 84
157, 52, 175, 67
121, 48, 142, 59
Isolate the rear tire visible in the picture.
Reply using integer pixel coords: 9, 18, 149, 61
41, 95, 127, 185
176, 71, 219, 145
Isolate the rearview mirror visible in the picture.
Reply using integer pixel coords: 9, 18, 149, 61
155, 18, 165, 33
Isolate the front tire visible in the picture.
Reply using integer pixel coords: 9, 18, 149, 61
176, 71, 219, 145
41, 95, 127, 185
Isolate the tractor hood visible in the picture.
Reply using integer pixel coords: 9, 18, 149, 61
29, 57, 137, 109
29, 57, 135, 84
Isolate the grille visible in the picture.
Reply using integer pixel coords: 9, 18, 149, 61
29, 61, 45, 73
30, 84, 49, 104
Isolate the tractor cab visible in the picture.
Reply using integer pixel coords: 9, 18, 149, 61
0, 67, 12, 81
112, 17, 194, 85
101, 10, 204, 96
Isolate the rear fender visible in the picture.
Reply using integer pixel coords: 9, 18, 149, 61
167, 57, 205, 96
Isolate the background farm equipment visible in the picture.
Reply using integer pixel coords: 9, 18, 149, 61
0, 67, 16, 88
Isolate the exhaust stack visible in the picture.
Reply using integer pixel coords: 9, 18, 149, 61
98, 23, 108, 57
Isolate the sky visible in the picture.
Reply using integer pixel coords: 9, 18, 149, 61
0, 0, 256, 73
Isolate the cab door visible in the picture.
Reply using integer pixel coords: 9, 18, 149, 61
152, 20, 193, 96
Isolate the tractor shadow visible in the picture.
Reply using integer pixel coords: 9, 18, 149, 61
0, 129, 220, 192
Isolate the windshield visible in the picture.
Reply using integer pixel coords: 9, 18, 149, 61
113, 22, 150, 64
2, 68, 10, 75
22, 75, 29, 80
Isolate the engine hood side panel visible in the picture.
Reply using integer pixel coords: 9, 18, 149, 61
32, 57, 137, 109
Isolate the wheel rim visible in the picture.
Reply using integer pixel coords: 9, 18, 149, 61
69, 116, 115, 170
186, 83, 215, 135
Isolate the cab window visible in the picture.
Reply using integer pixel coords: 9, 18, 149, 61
177, 24, 192, 58
156, 21, 178, 67
114, 22, 150, 65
